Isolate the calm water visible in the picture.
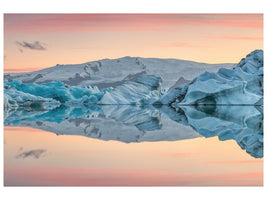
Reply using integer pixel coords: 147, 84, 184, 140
4, 105, 263, 186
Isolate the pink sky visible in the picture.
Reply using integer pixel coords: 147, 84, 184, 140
4, 14, 263, 73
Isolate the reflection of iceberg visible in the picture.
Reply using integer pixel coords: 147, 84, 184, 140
5, 104, 263, 158
172, 105, 263, 158
4, 105, 200, 143
156, 104, 263, 158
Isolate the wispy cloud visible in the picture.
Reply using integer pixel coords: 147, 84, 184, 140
208, 160, 263, 164
71, 47, 92, 50
167, 42, 194, 47
16, 149, 46, 159
16, 41, 46, 51
163, 42, 207, 48
160, 152, 200, 157
4, 67, 42, 73
206, 36, 263, 40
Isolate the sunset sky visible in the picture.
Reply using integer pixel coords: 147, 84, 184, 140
4, 14, 263, 73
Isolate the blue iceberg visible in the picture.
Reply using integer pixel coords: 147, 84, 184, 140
160, 50, 263, 106
4, 80, 104, 106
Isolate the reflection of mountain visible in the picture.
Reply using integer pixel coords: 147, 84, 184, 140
5, 104, 263, 158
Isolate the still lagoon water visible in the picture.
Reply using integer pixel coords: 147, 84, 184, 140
4, 105, 263, 186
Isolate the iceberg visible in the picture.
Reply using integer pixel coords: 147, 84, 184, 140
4, 80, 104, 104
4, 75, 163, 106
4, 87, 60, 110
159, 50, 263, 106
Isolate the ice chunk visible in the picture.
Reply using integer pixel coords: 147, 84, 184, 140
98, 75, 163, 105
4, 88, 60, 110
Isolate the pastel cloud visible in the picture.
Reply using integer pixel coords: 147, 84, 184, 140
165, 42, 207, 48
4, 14, 263, 34
206, 36, 263, 40
5, 67, 41, 73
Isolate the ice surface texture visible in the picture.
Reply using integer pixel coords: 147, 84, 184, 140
4, 86, 60, 110
4, 75, 163, 106
99, 75, 163, 104
4, 80, 104, 107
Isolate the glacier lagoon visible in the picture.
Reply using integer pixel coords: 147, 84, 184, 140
4, 50, 263, 186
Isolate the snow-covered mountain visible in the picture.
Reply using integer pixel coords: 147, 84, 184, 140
4, 56, 234, 90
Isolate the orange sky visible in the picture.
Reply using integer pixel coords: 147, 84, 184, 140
4, 14, 263, 73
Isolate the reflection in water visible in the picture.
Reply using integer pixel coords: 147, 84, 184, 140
4, 104, 263, 158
